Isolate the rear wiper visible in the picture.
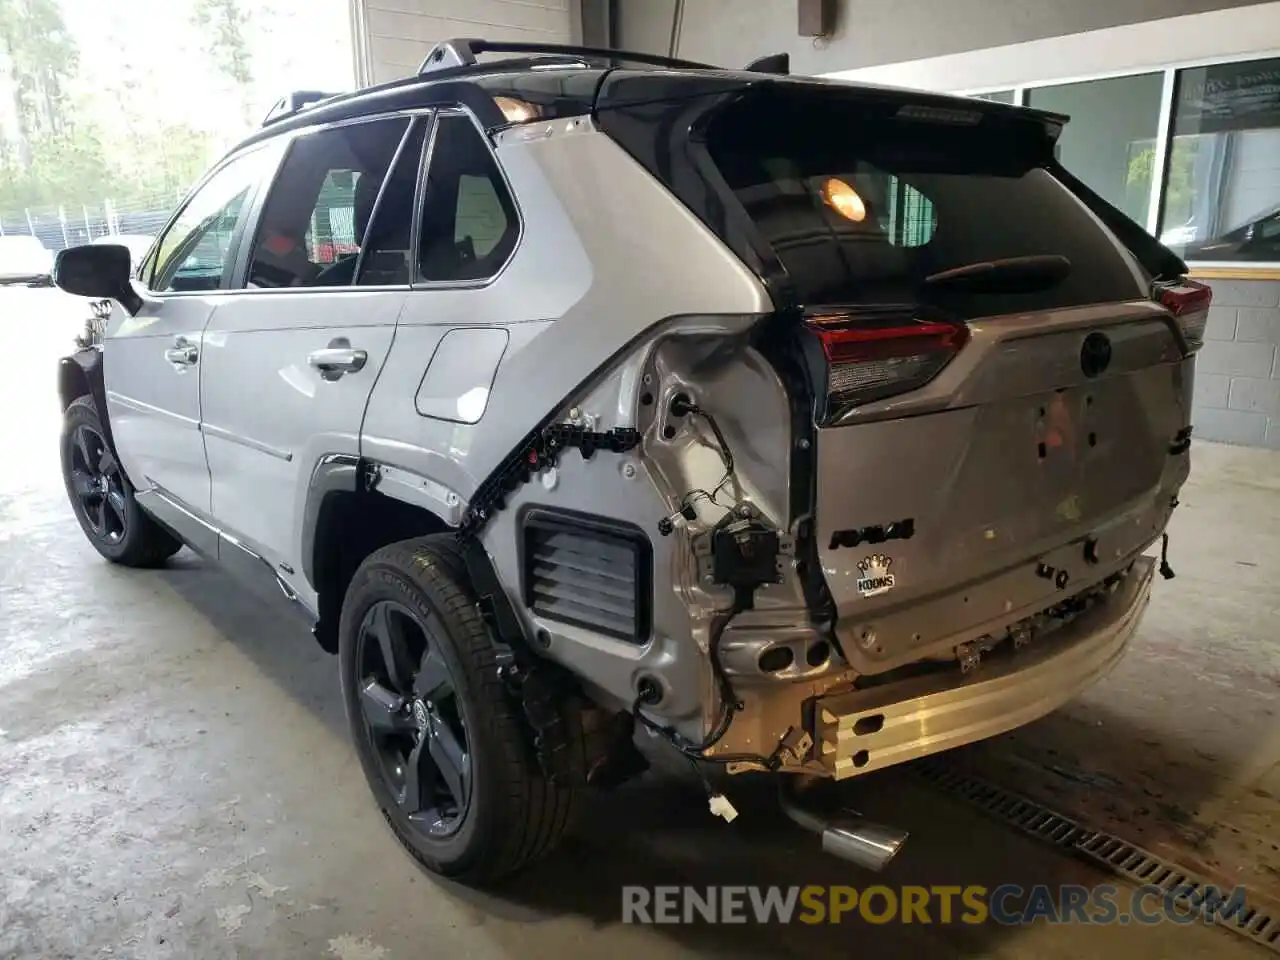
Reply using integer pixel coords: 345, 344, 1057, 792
924, 254, 1071, 294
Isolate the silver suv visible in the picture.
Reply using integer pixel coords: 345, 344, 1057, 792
53, 39, 1207, 885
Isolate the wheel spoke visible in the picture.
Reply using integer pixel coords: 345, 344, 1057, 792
426, 715, 469, 807
97, 446, 118, 476
359, 679, 414, 733
88, 498, 106, 532
401, 736, 435, 816
105, 489, 128, 528
414, 645, 451, 701
365, 603, 410, 694
74, 428, 94, 472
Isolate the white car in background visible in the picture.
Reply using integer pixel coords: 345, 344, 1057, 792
0, 235, 55, 285
91, 234, 155, 273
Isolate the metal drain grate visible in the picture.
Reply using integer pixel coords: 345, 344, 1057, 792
914, 758, 1280, 954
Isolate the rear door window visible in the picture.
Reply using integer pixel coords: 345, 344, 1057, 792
705, 90, 1147, 318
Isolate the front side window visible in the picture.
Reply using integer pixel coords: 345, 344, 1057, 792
150, 146, 279, 293
1161, 57, 1280, 262
418, 114, 519, 283
245, 116, 410, 288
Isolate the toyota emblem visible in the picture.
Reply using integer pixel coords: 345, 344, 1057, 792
1080, 332, 1112, 378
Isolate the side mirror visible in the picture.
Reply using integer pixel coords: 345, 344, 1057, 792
54, 244, 142, 315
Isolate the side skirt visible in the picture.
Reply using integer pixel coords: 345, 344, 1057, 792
136, 487, 318, 630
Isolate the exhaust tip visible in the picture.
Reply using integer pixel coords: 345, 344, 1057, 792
821, 818, 908, 872
779, 776, 908, 871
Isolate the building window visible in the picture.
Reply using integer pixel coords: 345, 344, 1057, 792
1027, 73, 1165, 228
1159, 57, 1280, 262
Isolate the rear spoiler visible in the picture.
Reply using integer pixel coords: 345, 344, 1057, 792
1049, 161, 1188, 281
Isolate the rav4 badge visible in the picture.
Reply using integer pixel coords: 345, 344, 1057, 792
856, 554, 897, 598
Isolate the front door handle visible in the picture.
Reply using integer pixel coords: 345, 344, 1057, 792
164, 337, 198, 368
308, 338, 368, 381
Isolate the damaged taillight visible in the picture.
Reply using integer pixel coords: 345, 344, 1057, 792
807, 313, 969, 408
1156, 278, 1213, 347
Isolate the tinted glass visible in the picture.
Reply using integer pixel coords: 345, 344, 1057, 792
151, 147, 278, 292
358, 120, 428, 286
705, 91, 1144, 317
245, 116, 409, 288
1161, 57, 1280, 262
419, 114, 518, 282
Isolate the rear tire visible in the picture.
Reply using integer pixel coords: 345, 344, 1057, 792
60, 396, 182, 567
339, 535, 581, 885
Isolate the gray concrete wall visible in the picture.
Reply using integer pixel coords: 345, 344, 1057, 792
615, 0, 1263, 74
1196, 280, 1280, 448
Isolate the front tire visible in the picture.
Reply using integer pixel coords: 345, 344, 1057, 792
339, 536, 581, 885
60, 396, 182, 567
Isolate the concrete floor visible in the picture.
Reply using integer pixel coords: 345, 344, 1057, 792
1, 287, 1277, 959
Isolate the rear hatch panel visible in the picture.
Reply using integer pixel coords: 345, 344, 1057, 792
813, 304, 1191, 670
596, 71, 1194, 671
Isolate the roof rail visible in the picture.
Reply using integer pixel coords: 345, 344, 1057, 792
745, 52, 789, 75
417, 37, 716, 75
262, 90, 344, 127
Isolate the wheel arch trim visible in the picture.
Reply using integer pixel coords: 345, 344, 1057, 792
59, 349, 125, 475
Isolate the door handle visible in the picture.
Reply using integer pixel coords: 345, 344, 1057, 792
164, 337, 198, 367
308, 338, 368, 381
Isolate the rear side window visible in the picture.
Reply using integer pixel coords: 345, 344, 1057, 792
418, 114, 519, 283
705, 90, 1145, 318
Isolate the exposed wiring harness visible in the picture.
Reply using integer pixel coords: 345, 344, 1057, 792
641, 394, 784, 771
658, 395, 738, 534
632, 594, 783, 771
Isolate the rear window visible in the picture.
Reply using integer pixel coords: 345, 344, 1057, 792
705, 89, 1146, 318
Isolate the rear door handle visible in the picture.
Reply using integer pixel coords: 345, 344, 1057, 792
164, 337, 198, 368
307, 338, 368, 381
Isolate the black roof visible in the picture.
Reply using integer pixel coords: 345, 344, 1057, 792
230, 38, 1067, 155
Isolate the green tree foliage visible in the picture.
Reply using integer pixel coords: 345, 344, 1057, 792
1126, 139, 1199, 230
0, 0, 242, 217
0, 124, 114, 210
0, 0, 78, 143
193, 0, 255, 125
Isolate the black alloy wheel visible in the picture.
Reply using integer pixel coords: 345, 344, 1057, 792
60, 396, 183, 567
339, 536, 583, 884
66, 422, 129, 545
355, 599, 472, 837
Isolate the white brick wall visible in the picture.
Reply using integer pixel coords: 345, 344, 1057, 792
355, 0, 572, 86
1192, 279, 1280, 449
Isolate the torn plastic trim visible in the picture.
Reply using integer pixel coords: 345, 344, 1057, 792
364, 461, 468, 527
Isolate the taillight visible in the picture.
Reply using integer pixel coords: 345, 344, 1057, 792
807, 315, 969, 408
1156, 279, 1212, 347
